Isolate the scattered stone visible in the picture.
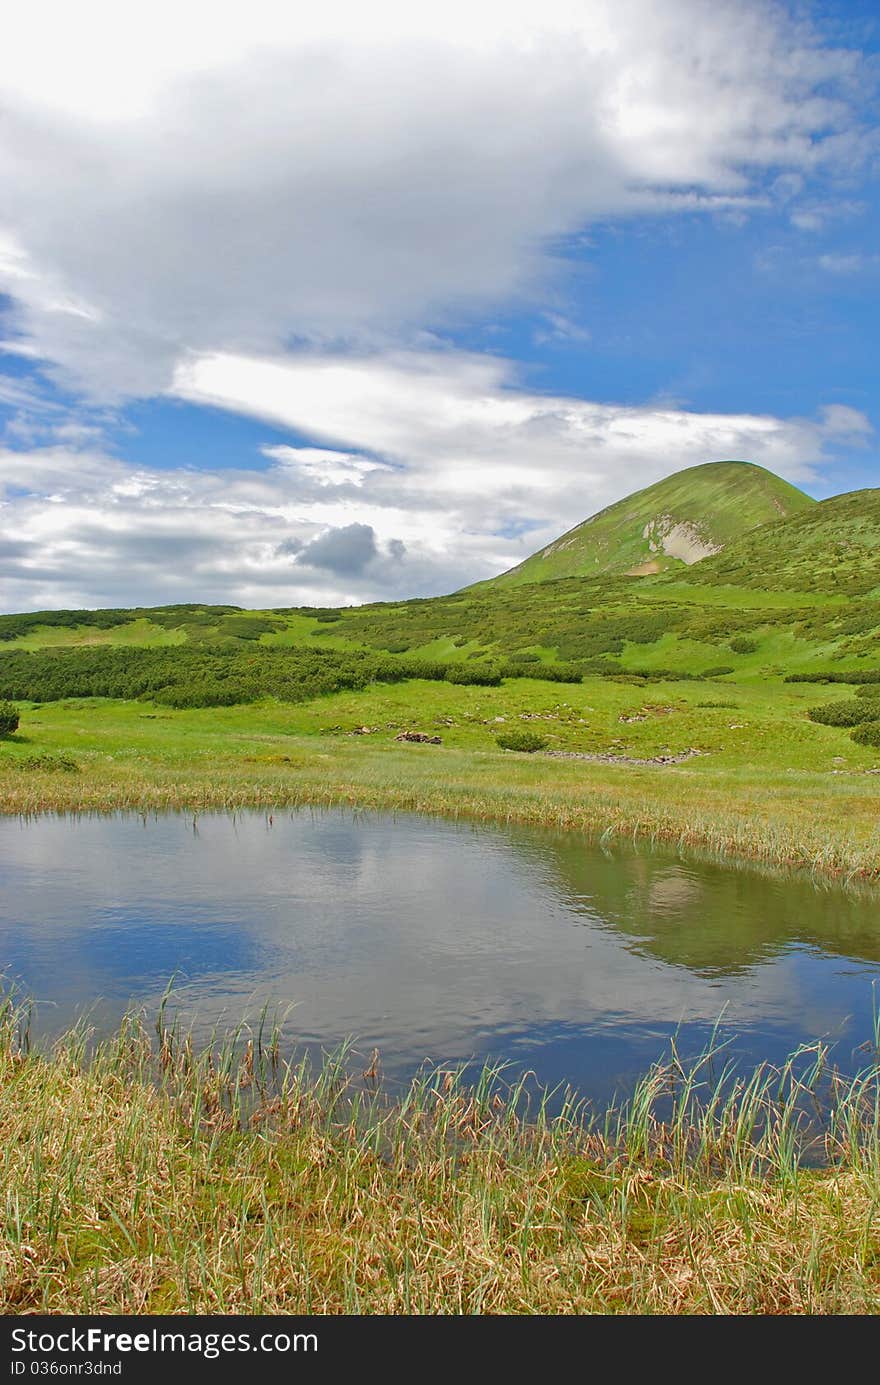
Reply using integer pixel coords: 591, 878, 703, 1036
543, 748, 702, 767
394, 731, 442, 744
349, 725, 378, 735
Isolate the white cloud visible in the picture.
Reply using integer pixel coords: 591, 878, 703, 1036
0, 3, 874, 610
0, 0, 868, 398
534, 313, 592, 345
0, 348, 867, 610
817, 252, 877, 275
262, 447, 392, 488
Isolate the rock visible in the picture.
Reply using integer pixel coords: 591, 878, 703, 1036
394, 731, 442, 744
544, 748, 702, 767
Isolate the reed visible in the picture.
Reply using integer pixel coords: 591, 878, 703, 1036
1, 749, 878, 883
1, 1003, 879, 1315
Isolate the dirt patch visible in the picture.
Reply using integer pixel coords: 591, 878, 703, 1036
643, 516, 722, 565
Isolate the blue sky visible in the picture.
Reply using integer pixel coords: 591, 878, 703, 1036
0, 0, 878, 610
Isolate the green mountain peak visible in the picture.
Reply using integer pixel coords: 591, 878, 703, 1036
478, 460, 816, 589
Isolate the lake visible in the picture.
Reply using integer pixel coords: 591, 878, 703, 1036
1, 809, 878, 1105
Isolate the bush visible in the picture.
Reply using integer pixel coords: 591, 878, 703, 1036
729, 637, 758, 655
445, 664, 502, 686
496, 729, 548, 753
786, 670, 880, 684
0, 701, 19, 736
9, 752, 79, 772
508, 652, 540, 664
497, 661, 582, 684
807, 699, 877, 727
851, 721, 880, 747
702, 666, 735, 677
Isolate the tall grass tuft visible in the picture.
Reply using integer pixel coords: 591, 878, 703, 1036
1, 1004, 880, 1314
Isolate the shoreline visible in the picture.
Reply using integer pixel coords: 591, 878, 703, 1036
1, 754, 878, 886
2, 1010, 879, 1315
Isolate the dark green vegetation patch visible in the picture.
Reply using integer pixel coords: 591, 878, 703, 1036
0, 752, 80, 772
0, 646, 584, 710
850, 722, 880, 748
495, 729, 549, 752
0, 701, 19, 736
807, 699, 878, 728
0, 603, 243, 643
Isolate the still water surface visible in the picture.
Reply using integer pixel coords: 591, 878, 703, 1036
1, 810, 878, 1103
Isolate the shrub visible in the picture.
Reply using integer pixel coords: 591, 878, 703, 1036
498, 661, 582, 684
496, 729, 548, 753
786, 670, 880, 684
851, 721, 880, 747
807, 699, 877, 727
445, 664, 502, 686
0, 701, 19, 736
702, 666, 735, 677
729, 637, 758, 655
508, 652, 540, 664
12, 752, 79, 772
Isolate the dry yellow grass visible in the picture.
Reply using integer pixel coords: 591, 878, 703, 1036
1, 745, 878, 883
1, 1011, 878, 1315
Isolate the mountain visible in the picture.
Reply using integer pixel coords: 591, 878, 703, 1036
684, 486, 880, 596
478, 460, 816, 588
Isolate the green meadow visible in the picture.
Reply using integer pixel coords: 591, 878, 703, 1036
0, 667, 878, 879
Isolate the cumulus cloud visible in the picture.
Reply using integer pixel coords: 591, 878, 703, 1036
0, 0, 868, 398
294, 523, 381, 576
0, 349, 869, 610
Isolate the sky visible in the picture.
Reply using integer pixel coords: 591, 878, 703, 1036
0, 0, 878, 612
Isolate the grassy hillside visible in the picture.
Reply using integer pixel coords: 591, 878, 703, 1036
0, 569, 876, 685
475, 460, 815, 587
682, 486, 880, 596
